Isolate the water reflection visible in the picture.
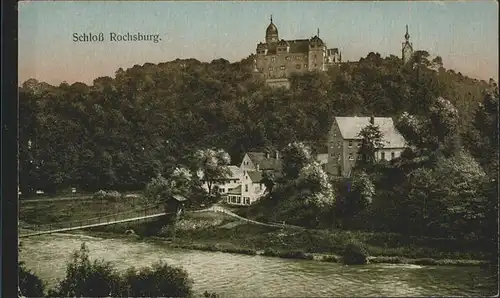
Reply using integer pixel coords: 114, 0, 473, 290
20, 234, 495, 297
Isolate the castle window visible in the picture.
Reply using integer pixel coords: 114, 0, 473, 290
348, 140, 353, 148
268, 67, 273, 71
285, 56, 291, 61
337, 141, 341, 148
357, 154, 362, 160
348, 153, 354, 160
280, 66, 285, 70
271, 57, 276, 62
296, 56, 302, 60
304, 64, 308, 68
296, 64, 301, 69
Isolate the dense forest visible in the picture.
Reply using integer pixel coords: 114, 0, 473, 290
19, 50, 496, 196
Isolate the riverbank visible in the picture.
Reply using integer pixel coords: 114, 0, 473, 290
74, 211, 489, 267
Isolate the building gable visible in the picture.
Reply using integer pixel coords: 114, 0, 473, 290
334, 116, 406, 149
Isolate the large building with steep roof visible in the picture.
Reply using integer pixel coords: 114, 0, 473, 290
253, 16, 342, 85
326, 116, 407, 177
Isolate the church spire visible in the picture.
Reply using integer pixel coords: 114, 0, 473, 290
270, 14, 273, 23
405, 25, 410, 41
317, 28, 320, 37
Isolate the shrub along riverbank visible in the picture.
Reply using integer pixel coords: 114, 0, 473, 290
81, 211, 489, 266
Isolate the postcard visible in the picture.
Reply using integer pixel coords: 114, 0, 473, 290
18, 1, 498, 297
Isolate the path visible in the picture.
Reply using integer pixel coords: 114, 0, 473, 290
196, 205, 305, 230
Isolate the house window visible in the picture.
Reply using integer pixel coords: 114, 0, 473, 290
296, 56, 302, 60
268, 67, 273, 71
304, 64, 308, 68
296, 64, 301, 69
391, 152, 395, 159
348, 153, 354, 160
357, 142, 361, 148
357, 154, 362, 160
245, 184, 248, 192
285, 56, 291, 61
246, 198, 250, 205
337, 154, 341, 161
348, 140, 353, 148
381, 152, 386, 160
280, 65, 285, 70
271, 57, 276, 62
237, 197, 241, 204
337, 141, 341, 148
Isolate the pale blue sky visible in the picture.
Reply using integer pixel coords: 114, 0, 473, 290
19, 1, 498, 85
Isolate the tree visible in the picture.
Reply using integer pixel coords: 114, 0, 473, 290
262, 171, 276, 194
47, 243, 122, 297
144, 167, 193, 204
120, 261, 193, 298
191, 149, 231, 196
19, 262, 45, 298
281, 142, 313, 180
357, 121, 385, 166
405, 151, 486, 238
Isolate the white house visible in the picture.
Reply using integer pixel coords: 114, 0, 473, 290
226, 170, 267, 206
240, 151, 282, 172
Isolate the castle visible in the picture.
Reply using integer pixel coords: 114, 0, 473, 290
253, 16, 414, 87
253, 16, 342, 86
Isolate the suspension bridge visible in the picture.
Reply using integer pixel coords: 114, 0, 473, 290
19, 203, 305, 238
19, 203, 168, 238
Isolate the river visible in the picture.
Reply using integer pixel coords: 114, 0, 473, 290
20, 233, 496, 297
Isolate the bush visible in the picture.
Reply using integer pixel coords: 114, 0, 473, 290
47, 243, 194, 298
19, 262, 45, 297
47, 243, 122, 297
219, 246, 257, 256
262, 248, 280, 257
120, 261, 193, 297
321, 255, 341, 263
204, 291, 221, 298
412, 258, 438, 265
342, 240, 369, 265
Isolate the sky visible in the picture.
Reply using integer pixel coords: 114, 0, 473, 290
19, 1, 498, 85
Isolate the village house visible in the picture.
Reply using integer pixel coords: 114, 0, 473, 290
205, 149, 333, 206
325, 116, 407, 177
240, 151, 282, 172
199, 165, 242, 196
226, 170, 267, 206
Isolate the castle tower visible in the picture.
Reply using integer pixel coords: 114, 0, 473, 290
265, 15, 279, 44
308, 32, 325, 71
402, 25, 413, 64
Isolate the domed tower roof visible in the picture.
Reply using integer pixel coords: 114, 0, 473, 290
266, 23, 278, 35
265, 15, 279, 43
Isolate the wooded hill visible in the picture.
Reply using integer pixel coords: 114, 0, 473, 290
19, 51, 495, 194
